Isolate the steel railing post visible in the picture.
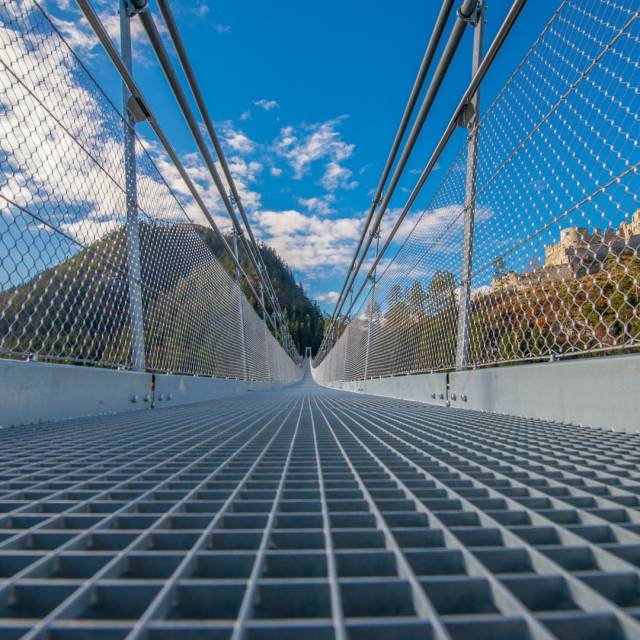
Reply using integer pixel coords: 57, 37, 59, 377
363, 230, 380, 380
260, 284, 271, 381
120, 0, 146, 371
342, 326, 349, 381
455, 0, 484, 370
232, 229, 248, 380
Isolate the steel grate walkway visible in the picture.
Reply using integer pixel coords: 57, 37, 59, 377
1, 374, 640, 639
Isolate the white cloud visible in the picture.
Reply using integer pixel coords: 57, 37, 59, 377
222, 125, 256, 154
254, 99, 279, 111
321, 161, 357, 191
298, 196, 336, 216
61, 218, 119, 242
164, 146, 263, 219
213, 23, 232, 34
96, 10, 146, 44
48, 5, 162, 65
315, 291, 340, 304
2, 5, 368, 300
0, 3, 264, 252
409, 162, 440, 176
228, 157, 263, 183
253, 209, 361, 274
0, 12, 133, 243
48, 15, 98, 53
193, 4, 209, 18
240, 110, 252, 121
274, 117, 355, 188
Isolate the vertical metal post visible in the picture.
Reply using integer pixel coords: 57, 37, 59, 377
232, 229, 248, 380
342, 325, 349, 381
363, 231, 380, 380
455, 0, 484, 370
120, 0, 145, 371
260, 284, 271, 381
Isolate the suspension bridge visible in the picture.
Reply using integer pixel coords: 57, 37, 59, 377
0, 0, 639, 638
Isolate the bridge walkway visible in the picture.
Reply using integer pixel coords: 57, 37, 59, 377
0, 371, 640, 639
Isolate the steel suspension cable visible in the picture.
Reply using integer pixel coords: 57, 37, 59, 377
128, 2, 290, 342
334, 0, 528, 328
325, 0, 478, 341
328, 0, 455, 332
73, 0, 281, 337
155, 0, 286, 325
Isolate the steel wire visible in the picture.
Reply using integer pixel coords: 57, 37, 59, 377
314, 0, 640, 383
0, 0, 302, 383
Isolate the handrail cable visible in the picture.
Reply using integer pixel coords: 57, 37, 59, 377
128, 1, 291, 347
74, 0, 285, 342
327, 0, 455, 334
154, 0, 286, 326
331, 0, 528, 331
324, 0, 478, 344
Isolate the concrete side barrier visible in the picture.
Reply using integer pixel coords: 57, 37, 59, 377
313, 353, 640, 433
0, 358, 279, 427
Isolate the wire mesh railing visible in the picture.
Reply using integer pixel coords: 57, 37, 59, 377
0, 0, 302, 384
313, 0, 640, 384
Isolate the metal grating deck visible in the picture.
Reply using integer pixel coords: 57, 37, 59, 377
1, 374, 640, 640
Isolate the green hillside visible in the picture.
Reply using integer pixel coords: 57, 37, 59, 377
197, 226, 325, 355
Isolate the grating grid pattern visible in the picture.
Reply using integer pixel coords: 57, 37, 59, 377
1, 374, 640, 639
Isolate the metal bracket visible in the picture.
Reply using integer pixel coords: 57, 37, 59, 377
127, 95, 150, 122
123, 0, 148, 17
457, 0, 482, 26
457, 101, 476, 129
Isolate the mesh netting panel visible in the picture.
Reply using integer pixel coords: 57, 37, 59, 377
0, 1, 301, 383
314, 0, 639, 383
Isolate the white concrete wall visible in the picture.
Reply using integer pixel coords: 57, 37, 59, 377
448, 355, 640, 432
155, 374, 273, 407
315, 372, 449, 407
312, 354, 640, 433
0, 359, 280, 428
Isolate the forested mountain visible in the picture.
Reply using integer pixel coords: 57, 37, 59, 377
198, 227, 325, 355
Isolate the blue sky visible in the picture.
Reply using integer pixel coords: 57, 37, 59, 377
46, 0, 560, 311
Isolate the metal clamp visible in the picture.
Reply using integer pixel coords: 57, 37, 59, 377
457, 0, 482, 26
124, 0, 148, 18
457, 101, 476, 129
127, 95, 150, 123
